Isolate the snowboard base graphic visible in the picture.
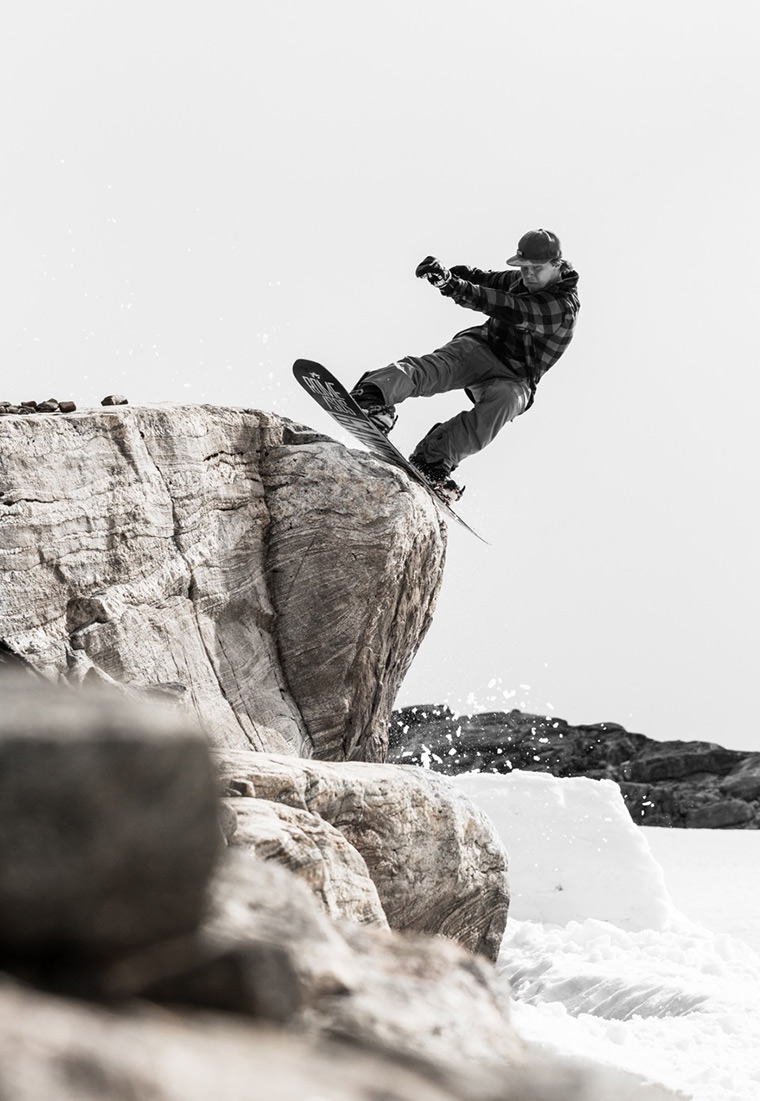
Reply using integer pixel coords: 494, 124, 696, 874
293, 359, 487, 543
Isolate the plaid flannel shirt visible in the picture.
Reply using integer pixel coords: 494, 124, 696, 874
440, 261, 580, 387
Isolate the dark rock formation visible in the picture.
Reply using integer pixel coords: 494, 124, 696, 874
389, 705, 760, 828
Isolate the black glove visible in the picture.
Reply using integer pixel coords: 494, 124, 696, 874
415, 255, 451, 288
448, 264, 471, 279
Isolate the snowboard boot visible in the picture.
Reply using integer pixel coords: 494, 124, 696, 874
350, 382, 398, 436
409, 453, 465, 504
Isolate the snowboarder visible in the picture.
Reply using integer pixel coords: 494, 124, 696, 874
350, 229, 580, 500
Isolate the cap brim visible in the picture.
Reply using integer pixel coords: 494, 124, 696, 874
507, 253, 560, 266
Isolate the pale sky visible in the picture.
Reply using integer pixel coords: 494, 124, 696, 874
2, 2, 758, 750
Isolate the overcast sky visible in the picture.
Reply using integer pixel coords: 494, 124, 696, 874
2, 1, 758, 751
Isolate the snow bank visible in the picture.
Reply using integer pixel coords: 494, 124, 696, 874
453, 770, 760, 1101
454, 770, 681, 930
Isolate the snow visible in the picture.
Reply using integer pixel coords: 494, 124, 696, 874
644, 826, 760, 953
454, 770, 760, 1101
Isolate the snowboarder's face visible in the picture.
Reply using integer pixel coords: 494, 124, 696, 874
515, 260, 561, 291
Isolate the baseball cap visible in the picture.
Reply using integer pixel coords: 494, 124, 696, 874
506, 229, 562, 266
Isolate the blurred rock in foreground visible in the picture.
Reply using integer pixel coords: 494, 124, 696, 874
0, 672, 220, 961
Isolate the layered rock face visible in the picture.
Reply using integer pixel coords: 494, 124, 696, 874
0, 404, 444, 761
217, 750, 510, 960
390, 706, 760, 828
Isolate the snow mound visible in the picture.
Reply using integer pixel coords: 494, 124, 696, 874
452, 769, 760, 1101
454, 770, 681, 930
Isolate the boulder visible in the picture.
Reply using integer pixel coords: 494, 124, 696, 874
684, 799, 756, 828
306, 921, 521, 1073
217, 750, 510, 961
225, 795, 388, 927
0, 974, 474, 1101
719, 765, 760, 801
0, 969, 676, 1101
208, 852, 517, 1067
390, 706, 648, 777
0, 404, 445, 761
96, 850, 523, 1079
98, 852, 358, 1015
0, 672, 220, 961
623, 742, 744, 783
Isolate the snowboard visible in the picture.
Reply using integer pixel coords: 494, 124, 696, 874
293, 359, 487, 543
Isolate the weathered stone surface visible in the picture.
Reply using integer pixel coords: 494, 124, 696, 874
684, 799, 755, 828
0, 965, 683, 1101
390, 705, 760, 828
224, 795, 388, 927
0, 672, 220, 960
99, 927, 304, 1023
0, 971, 679, 1101
217, 750, 510, 960
390, 705, 649, 776
103, 850, 524, 1084
263, 440, 445, 761
0, 404, 445, 761
307, 922, 522, 1072
624, 742, 742, 783
0, 975, 467, 1101
720, 764, 760, 801
203, 851, 361, 999
116, 848, 517, 1074
218, 798, 239, 842
94, 854, 321, 1021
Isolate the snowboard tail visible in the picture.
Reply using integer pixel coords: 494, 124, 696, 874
293, 359, 487, 543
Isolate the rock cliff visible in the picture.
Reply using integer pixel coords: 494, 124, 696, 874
0, 402, 683, 1100
0, 403, 445, 761
390, 705, 760, 828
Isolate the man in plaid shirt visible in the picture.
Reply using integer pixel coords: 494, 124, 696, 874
351, 229, 580, 502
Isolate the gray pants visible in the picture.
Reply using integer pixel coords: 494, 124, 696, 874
361, 335, 531, 471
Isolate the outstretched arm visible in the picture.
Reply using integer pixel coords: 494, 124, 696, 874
414, 256, 571, 335
441, 273, 570, 334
